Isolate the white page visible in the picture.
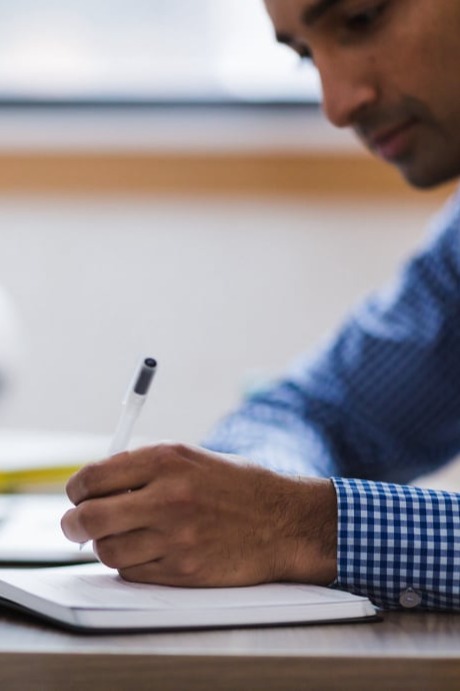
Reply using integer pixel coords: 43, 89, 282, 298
0, 562, 368, 611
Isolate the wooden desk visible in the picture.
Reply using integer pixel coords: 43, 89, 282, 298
0, 609, 458, 690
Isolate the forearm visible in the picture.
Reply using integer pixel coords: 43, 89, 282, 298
205, 203, 460, 485
204, 399, 339, 479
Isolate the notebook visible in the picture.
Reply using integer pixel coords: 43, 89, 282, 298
0, 562, 378, 631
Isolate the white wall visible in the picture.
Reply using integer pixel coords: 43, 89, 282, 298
0, 193, 445, 451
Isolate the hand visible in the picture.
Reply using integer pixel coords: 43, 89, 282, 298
61, 442, 337, 587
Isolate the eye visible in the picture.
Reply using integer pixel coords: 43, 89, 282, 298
298, 47, 313, 62
345, 2, 388, 32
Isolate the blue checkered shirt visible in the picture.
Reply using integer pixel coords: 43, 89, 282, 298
204, 191, 460, 611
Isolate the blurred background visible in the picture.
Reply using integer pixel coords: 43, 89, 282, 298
0, 0, 456, 486
0, 0, 320, 103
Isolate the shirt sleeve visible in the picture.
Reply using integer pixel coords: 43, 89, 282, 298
204, 193, 460, 482
333, 477, 460, 611
202, 192, 460, 611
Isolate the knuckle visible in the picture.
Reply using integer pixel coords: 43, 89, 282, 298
176, 554, 200, 579
169, 478, 194, 506
155, 440, 177, 456
75, 462, 103, 497
170, 442, 190, 457
156, 441, 188, 459
176, 525, 197, 550
146, 442, 191, 477
143, 442, 176, 473
159, 479, 197, 518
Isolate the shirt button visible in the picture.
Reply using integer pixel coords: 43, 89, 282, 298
399, 587, 422, 608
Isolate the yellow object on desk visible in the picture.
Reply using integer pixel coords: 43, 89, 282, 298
0, 464, 83, 493
0, 430, 125, 563
0, 429, 113, 493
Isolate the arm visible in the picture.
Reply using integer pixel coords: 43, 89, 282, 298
205, 195, 460, 484
202, 194, 460, 610
60, 442, 460, 610
61, 196, 460, 610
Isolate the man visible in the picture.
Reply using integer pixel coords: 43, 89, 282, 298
61, 0, 460, 611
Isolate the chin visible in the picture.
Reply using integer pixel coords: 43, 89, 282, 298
399, 162, 460, 190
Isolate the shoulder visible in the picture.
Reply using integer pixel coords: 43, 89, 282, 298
425, 188, 460, 261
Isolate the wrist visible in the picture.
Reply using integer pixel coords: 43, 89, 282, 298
275, 477, 338, 585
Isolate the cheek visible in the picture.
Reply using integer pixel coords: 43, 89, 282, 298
391, 5, 460, 100
375, 44, 436, 115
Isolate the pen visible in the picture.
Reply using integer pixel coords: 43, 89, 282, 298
79, 356, 157, 550
108, 357, 157, 456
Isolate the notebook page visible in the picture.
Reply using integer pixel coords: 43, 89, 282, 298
0, 563, 363, 611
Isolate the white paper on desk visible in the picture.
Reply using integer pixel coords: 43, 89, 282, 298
0, 495, 96, 563
0, 562, 378, 630
24, 564, 356, 610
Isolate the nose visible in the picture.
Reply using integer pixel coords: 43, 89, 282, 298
318, 59, 379, 128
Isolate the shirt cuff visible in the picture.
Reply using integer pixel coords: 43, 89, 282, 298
331, 477, 460, 611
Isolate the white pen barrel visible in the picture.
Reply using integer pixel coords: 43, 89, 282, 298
79, 357, 156, 550
108, 402, 142, 456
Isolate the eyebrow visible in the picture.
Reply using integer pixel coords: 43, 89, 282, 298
275, 0, 345, 46
301, 0, 344, 27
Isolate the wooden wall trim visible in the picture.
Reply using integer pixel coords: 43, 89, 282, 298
0, 152, 455, 201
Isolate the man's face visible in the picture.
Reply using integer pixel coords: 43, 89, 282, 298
264, 0, 460, 188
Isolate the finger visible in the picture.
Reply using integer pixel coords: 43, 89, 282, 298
94, 528, 165, 570
118, 551, 216, 587
61, 486, 155, 543
118, 561, 179, 586
66, 442, 186, 505
66, 451, 133, 505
